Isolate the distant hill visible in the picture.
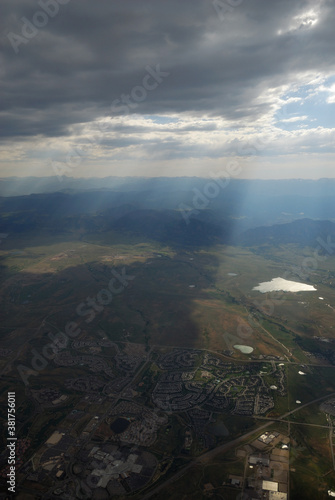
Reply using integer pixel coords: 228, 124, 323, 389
1, 177, 335, 230
109, 209, 231, 246
1, 186, 335, 249
239, 218, 335, 248
0, 192, 232, 246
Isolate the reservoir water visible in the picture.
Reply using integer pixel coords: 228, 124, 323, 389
253, 277, 316, 293
234, 345, 254, 354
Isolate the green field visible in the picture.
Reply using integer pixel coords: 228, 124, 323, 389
2, 227, 335, 498
2, 230, 335, 357
290, 423, 335, 500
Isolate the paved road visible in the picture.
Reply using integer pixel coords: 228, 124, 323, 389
141, 391, 335, 499
329, 417, 335, 471
141, 420, 275, 499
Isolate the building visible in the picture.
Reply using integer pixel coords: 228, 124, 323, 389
262, 480, 279, 492
269, 492, 287, 500
249, 454, 270, 466
259, 432, 278, 444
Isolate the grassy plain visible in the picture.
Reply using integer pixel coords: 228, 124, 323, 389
2, 230, 335, 359
1, 228, 335, 498
290, 423, 335, 499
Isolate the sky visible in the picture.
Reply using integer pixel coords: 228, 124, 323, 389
1, 0, 335, 179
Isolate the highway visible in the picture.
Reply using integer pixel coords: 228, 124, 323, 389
141, 391, 335, 499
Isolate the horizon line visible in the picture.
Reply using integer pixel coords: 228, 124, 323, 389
1, 175, 335, 181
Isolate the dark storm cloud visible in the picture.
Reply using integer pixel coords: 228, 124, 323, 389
1, 0, 335, 138
93, 121, 218, 135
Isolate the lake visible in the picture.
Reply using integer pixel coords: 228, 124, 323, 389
253, 277, 316, 293
234, 345, 254, 354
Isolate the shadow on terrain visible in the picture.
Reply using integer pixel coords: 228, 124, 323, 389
0, 242, 226, 353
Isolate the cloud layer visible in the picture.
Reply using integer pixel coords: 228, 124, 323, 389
1, 0, 335, 177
